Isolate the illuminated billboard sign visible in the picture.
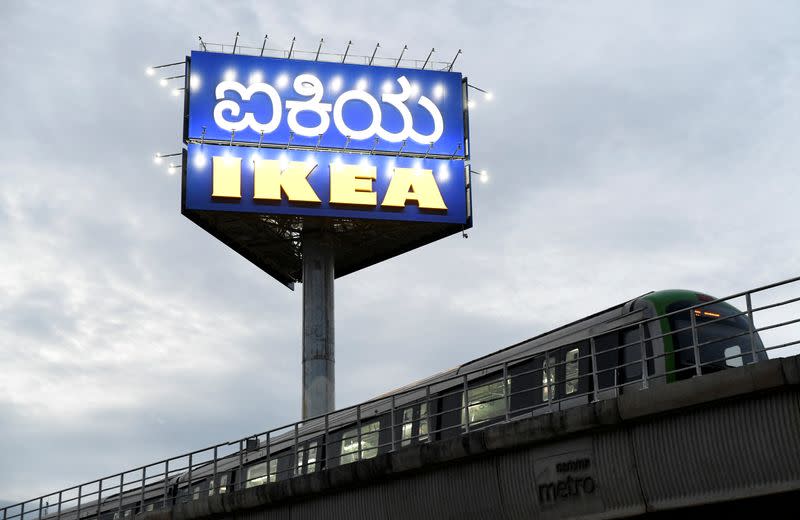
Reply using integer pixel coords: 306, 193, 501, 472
185, 51, 467, 158
184, 143, 467, 224
179, 47, 473, 286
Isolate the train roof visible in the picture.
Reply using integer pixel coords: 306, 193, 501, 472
374, 290, 655, 400
371, 287, 741, 401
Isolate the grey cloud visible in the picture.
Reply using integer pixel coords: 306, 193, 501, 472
1, 0, 799, 503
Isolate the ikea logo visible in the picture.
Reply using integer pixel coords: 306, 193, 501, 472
183, 143, 468, 225
211, 157, 447, 210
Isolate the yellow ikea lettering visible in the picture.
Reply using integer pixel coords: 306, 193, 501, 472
212, 156, 242, 198
381, 168, 448, 210
211, 157, 447, 211
329, 164, 377, 206
253, 160, 321, 203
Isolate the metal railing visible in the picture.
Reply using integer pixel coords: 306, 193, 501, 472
198, 40, 454, 71
4, 275, 800, 519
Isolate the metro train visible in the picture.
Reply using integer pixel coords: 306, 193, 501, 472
36, 288, 765, 519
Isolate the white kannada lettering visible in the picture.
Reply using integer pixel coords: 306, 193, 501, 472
332, 88, 383, 141
211, 75, 446, 144
409, 93, 444, 144
376, 76, 414, 143
214, 80, 282, 134
286, 74, 332, 137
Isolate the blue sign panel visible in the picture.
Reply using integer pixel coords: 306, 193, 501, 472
186, 51, 466, 158
184, 143, 468, 224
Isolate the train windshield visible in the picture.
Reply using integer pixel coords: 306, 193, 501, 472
667, 300, 767, 374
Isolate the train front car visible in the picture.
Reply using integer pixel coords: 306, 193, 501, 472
639, 290, 767, 383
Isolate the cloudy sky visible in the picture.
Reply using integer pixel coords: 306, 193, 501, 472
2, 0, 799, 502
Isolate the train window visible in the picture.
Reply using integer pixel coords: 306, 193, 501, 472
565, 348, 579, 394
362, 421, 380, 457
508, 358, 542, 415
725, 345, 743, 367
297, 441, 319, 474
464, 380, 505, 425
192, 484, 201, 500
400, 404, 429, 446
246, 459, 277, 488
247, 462, 266, 488
145, 504, 154, 512
667, 300, 755, 375
401, 408, 414, 446
209, 473, 229, 495
594, 334, 619, 388
619, 328, 643, 384
340, 428, 358, 463
308, 441, 318, 472
340, 420, 380, 464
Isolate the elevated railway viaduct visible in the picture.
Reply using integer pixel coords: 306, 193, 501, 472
145, 354, 800, 519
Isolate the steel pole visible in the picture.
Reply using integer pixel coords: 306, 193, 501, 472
302, 232, 335, 419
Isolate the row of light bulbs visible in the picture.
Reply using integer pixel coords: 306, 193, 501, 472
154, 151, 489, 184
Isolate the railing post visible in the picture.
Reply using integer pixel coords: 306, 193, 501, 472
390, 395, 396, 451
322, 415, 328, 470
639, 323, 649, 389
266, 433, 271, 481
76, 485, 81, 520
546, 356, 554, 410
140, 468, 146, 510
589, 337, 600, 401
293, 423, 300, 475
690, 310, 702, 376
212, 448, 218, 493
187, 454, 193, 498
424, 385, 431, 441
57, 491, 62, 520
97, 479, 103, 519
502, 362, 510, 422
39, 497, 43, 520
20, 502, 24, 520
237, 440, 244, 490
746, 293, 758, 363
162, 461, 169, 509
118, 475, 124, 514
356, 406, 362, 460
463, 374, 470, 433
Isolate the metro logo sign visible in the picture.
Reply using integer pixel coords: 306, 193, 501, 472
185, 51, 467, 158
184, 144, 466, 224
